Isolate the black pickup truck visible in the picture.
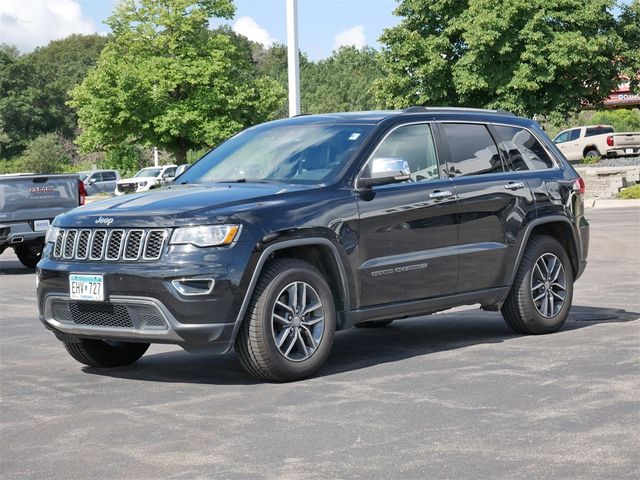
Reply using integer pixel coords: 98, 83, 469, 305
36, 108, 589, 381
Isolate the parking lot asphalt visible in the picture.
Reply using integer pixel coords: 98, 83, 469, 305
1, 207, 639, 480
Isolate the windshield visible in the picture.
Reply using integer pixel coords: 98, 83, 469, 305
78, 172, 89, 181
179, 122, 373, 185
134, 168, 161, 178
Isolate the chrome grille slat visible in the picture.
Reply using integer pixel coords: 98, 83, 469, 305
63, 230, 77, 259
52, 228, 167, 262
105, 230, 125, 260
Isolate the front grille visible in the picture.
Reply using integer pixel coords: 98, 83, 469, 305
52, 228, 168, 262
51, 300, 168, 330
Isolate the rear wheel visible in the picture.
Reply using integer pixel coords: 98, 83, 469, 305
63, 339, 149, 368
355, 319, 394, 328
501, 235, 573, 334
15, 243, 43, 269
235, 258, 336, 382
584, 149, 600, 160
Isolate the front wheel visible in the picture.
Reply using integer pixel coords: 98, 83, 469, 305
235, 258, 336, 382
63, 339, 149, 368
15, 243, 43, 269
501, 235, 573, 334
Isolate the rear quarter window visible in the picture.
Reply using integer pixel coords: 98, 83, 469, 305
495, 126, 555, 171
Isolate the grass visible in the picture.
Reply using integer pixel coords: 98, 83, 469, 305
617, 184, 640, 199
581, 156, 601, 165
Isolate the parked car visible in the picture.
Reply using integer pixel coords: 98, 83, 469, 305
79, 170, 120, 196
0, 173, 85, 268
114, 165, 177, 195
37, 107, 589, 381
553, 125, 640, 161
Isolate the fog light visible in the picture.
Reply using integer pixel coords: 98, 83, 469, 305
171, 278, 215, 296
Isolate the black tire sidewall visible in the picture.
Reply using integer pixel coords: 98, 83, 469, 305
15, 244, 43, 269
519, 237, 574, 333
257, 264, 336, 380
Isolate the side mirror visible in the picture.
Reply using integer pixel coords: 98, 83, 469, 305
88, 178, 96, 184
175, 164, 190, 177
357, 157, 410, 189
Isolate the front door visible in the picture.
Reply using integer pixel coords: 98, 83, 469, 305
356, 122, 458, 307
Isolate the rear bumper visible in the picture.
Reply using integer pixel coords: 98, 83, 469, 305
0, 221, 46, 251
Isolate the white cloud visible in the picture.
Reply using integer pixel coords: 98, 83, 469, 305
0, 0, 97, 52
333, 25, 366, 51
232, 16, 275, 47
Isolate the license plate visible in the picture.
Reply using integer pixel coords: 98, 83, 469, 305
625, 148, 634, 154
69, 274, 104, 301
34, 219, 50, 231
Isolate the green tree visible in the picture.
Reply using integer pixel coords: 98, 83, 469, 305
70, 0, 285, 162
0, 35, 107, 158
375, 0, 636, 118
304, 46, 383, 113
18, 133, 71, 174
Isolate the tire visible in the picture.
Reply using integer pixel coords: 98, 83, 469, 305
235, 258, 336, 382
584, 149, 600, 159
355, 319, 394, 328
15, 243, 43, 269
63, 339, 149, 368
501, 235, 573, 335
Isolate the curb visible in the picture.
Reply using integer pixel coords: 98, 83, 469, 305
585, 199, 640, 209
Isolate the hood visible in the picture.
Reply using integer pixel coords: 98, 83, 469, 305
117, 176, 156, 184
55, 182, 312, 228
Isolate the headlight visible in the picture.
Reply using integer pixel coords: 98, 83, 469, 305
45, 225, 60, 243
138, 181, 148, 187
170, 225, 240, 247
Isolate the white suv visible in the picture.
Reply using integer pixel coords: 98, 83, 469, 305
114, 165, 176, 195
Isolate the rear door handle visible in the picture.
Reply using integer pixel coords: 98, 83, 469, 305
504, 182, 525, 190
429, 190, 453, 199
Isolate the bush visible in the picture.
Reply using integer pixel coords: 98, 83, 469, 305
18, 133, 71, 174
617, 184, 640, 199
0, 157, 26, 174
590, 109, 640, 133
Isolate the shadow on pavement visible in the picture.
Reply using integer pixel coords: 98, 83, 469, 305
84, 304, 639, 385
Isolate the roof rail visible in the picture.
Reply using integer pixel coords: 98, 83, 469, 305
402, 106, 515, 116
293, 113, 311, 117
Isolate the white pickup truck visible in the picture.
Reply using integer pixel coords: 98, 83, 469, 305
553, 125, 640, 161
0, 173, 84, 268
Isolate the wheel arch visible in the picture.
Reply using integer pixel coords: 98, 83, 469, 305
502, 216, 580, 306
583, 145, 600, 157
226, 238, 351, 352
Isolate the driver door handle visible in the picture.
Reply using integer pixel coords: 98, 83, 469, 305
504, 182, 525, 190
429, 190, 453, 199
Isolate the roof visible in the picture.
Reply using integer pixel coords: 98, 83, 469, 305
266, 107, 528, 127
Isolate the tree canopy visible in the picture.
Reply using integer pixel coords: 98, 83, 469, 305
0, 35, 107, 158
374, 0, 639, 117
70, 0, 285, 162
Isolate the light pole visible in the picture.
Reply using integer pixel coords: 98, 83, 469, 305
286, 0, 300, 117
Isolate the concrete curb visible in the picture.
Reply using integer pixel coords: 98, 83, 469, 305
585, 199, 640, 209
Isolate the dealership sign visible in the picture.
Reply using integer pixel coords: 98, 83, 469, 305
604, 82, 640, 107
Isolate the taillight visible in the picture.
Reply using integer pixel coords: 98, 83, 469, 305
573, 177, 585, 195
78, 179, 86, 205
606, 135, 614, 147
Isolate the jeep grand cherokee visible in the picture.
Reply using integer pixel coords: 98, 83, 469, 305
37, 107, 589, 381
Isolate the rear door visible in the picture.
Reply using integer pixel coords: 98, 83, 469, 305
356, 122, 458, 307
100, 171, 118, 193
437, 122, 534, 293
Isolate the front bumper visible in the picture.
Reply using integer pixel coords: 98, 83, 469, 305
37, 241, 256, 353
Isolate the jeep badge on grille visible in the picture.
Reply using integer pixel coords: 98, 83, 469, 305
95, 217, 114, 226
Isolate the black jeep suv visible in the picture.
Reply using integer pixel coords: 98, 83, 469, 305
37, 107, 589, 381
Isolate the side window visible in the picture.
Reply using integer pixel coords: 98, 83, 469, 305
554, 131, 570, 144
163, 167, 176, 178
568, 129, 581, 141
91, 172, 103, 182
364, 123, 440, 183
495, 126, 555, 171
102, 171, 117, 181
441, 123, 503, 176
585, 126, 613, 137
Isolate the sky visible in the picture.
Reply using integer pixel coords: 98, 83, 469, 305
0, 0, 400, 59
